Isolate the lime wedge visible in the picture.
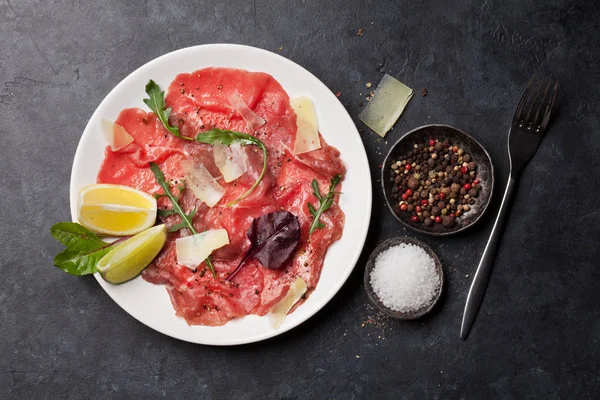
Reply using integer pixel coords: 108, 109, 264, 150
97, 224, 167, 284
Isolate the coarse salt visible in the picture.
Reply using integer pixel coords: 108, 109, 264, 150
370, 243, 440, 313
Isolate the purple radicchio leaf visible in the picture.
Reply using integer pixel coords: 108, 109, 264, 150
226, 211, 300, 281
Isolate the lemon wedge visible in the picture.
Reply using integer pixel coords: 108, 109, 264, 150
77, 184, 157, 236
97, 224, 167, 284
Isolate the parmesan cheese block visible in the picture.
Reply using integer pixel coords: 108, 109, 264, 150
358, 74, 413, 137
175, 229, 230, 269
101, 118, 134, 151
213, 143, 248, 182
182, 160, 225, 207
291, 97, 321, 155
269, 277, 307, 328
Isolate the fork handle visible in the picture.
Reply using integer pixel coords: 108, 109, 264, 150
460, 176, 517, 339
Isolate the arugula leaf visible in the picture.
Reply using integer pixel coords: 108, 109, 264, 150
195, 129, 260, 147
311, 180, 323, 202
150, 162, 216, 278
150, 163, 196, 233
50, 222, 118, 276
156, 180, 187, 219
157, 208, 177, 217
307, 174, 343, 235
167, 207, 197, 233
143, 80, 192, 141
195, 129, 268, 206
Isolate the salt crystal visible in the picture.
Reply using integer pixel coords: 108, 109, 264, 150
370, 243, 440, 313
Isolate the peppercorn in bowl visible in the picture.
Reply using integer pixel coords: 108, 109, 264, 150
382, 124, 494, 236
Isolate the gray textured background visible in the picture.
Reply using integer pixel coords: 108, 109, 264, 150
1, 0, 599, 399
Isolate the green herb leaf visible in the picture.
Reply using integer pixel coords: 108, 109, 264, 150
195, 129, 268, 206
311, 180, 323, 201
51, 222, 104, 247
157, 208, 177, 217
150, 163, 195, 233
150, 162, 216, 278
156, 181, 187, 218
50, 222, 118, 276
195, 129, 259, 147
167, 207, 197, 233
307, 174, 343, 235
227, 211, 301, 281
143, 80, 192, 141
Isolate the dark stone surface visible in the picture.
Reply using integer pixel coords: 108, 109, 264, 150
1, 0, 599, 398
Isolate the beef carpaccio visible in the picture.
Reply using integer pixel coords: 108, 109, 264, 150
97, 68, 346, 326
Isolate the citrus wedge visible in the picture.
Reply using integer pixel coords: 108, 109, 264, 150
97, 224, 167, 284
77, 184, 157, 236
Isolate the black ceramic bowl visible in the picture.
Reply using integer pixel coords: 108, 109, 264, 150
364, 237, 444, 319
382, 124, 494, 236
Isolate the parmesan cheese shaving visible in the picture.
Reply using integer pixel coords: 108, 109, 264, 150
101, 118, 134, 151
175, 229, 229, 269
228, 93, 266, 130
182, 160, 225, 207
358, 74, 413, 137
213, 143, 248, 182
291, 97, 321, 155
269, 277, 307, 328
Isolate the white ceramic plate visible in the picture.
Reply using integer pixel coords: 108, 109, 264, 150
70, 44, 372, 345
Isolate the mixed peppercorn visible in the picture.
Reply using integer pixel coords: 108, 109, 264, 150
389, 139, 481, 229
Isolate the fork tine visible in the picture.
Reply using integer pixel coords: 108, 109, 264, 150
531, 78, 552, 130
524, 77, 547, 128
513, 76, 538, 126
538, 80, 559, 132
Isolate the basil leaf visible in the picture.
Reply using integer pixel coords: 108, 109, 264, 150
143, 80, 192, 141
226, 211, 300, 281
53, 244, 112, 276
51, 222, 106, 247
307, 174, 343, 235
50, 222, 115, 276
195, 129, 268, 206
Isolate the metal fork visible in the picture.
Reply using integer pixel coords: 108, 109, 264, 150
460, 75, 559, 339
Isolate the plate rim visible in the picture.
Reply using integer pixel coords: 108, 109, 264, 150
69, 43, 372, 345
